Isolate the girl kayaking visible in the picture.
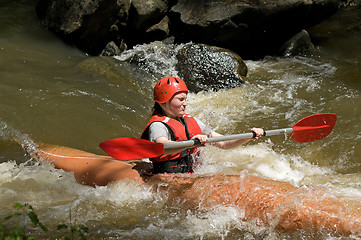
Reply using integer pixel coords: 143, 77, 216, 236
141, 76, 264, 174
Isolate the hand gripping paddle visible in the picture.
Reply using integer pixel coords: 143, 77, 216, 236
99, 113, 337, 160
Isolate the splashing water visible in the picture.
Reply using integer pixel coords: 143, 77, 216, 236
2, 1, 361, 236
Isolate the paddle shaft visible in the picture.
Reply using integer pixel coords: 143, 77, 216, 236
163, 127, 294, 149
99, 113, 337, 160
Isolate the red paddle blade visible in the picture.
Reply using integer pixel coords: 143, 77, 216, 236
99, 137, 164, 160
290, 113, 337, 143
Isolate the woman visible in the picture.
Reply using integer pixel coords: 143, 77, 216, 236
141, 76, 264, 174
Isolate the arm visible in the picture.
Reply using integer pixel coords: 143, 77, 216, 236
155, 135, 208, 155
149, 121, 208, 155
209, 128, 264, 150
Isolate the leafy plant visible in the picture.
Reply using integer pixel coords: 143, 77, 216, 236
0, 203, 88, 240
57, 224, 88, 240
0, 203, 48, 240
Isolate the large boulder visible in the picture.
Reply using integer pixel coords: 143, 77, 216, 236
279, 29, 318, 57
176, 44, 249, 92
114, 42, 248, 92
36, 0, 341, 59
170, 0, 340, 59
36, 0, 130, 55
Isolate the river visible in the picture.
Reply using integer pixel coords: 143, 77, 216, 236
1, 0, 361, 239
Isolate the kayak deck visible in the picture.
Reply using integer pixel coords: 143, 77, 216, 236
36, 143, 146, 186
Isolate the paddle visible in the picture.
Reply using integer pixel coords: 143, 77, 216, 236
99, 113, 337, 160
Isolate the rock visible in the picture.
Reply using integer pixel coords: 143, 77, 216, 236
101, 41, 121, 56
114, 41, 248, 92
170, 0, 340, 59
280, 30, 318, 57
36, 0, 98, 33
36, 0, 131, 55
145, 16, 171, 42
121, 0, 172, 47
308, 6, 361, 45
176, 44, 248, 92
36, 0, 341, 59
128, 0, 169, 30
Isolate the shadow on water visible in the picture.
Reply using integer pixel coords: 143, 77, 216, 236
309, 6, 361, 91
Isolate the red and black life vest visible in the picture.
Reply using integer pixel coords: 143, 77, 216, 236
141, 112, 202, 173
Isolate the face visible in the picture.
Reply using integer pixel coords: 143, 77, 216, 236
161, 92, 188, 118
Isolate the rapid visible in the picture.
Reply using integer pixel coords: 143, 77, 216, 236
1, 0, 361, 239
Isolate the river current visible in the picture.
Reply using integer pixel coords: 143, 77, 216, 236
1, 1, 361, 239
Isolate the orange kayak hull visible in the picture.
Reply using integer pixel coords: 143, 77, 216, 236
36, 143, 361, 237
37, 143, 143, 186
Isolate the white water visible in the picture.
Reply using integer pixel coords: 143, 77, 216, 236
2, 2, 361, 238
2, 60, 361, 238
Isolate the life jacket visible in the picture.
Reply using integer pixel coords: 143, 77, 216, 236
141, 112, 202, 173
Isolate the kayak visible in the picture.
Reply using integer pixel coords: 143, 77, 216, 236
35, 143, 361, 237
36, 143, 145, 186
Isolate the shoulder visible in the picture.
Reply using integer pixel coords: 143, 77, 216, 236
149, 121, 166, 127
148, 121, 171, 142
149, 121, 168, 131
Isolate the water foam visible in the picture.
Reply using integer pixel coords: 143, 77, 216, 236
195, 139, 332, 186
185, 66, 337, 186
115, 41, 183, 77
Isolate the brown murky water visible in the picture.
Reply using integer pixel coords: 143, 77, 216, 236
1, 1, 361, 239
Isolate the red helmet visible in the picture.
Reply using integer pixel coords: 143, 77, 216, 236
154, 77, 188, 103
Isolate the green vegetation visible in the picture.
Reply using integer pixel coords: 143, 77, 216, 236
0, 203, 88, 240
57, 224, 89, 240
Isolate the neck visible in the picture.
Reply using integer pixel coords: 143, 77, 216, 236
166, 114, 182, 121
